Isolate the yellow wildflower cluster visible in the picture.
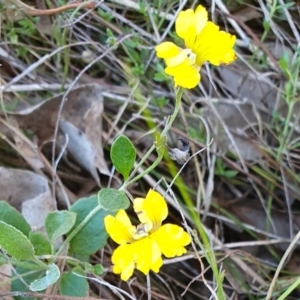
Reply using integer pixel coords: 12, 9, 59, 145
104, 189, 191, 281
155, 5, 237, 89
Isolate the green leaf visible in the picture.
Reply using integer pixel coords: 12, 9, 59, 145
155, 96, 169, 107
84, 262, 103, 275
59, 271, 89, 297
153, 72, 167, 82
29, 232, 51, 256
29, 264, 60, 292
94, 264, 104, 275
98, 188, 130, 212
45, 211, 76, 242
123, 39, 137, 49
110, 135, 136, 180
68, 196, 110, 255
72, 253, 90, 262
0, 201, 31, 236
0, 221, 35, 261
12, 267, 44, 300
223, 170, 239, 178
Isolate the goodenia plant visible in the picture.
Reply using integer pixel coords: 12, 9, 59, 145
104, 189, 191, 281
0, 4, 236, 299
155, 5, 236, 89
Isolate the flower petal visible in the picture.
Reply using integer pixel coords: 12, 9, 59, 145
195, 5, 208, 34
104, 210, 135, 244
111, 238, 163, 280
155, 42, 181, 59
192, 21, 236, 66
111, 244, 135, 281
134, 189, 168, 232
165, 60, 201, 89
165, 50, 190, 68
176, 5, 208, 48
115, 208, 133, 227
133, 238, 163, 275
174, 72, 201, 89
150, 224, 191, 258
150, 241, 163, 273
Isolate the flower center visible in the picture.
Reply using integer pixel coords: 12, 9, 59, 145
131, 223, 150, 240
183, 48, 196, 64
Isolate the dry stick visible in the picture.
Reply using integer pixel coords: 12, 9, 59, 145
3, 41, 95, 92
108, 0, 173, 21
143, 0, 188, 70
165, 187, 219, 300
99, 3, 155, 42
50, 34, 133, 199
80, 275, 136, 300
214, 0, 249, 44
159, 146, 268, 294
9, 0, 96, 16
278, 0, 300, 43
0, 118, 72, 207
164, 238, 292, 265
216, 0, 282, 72
266, 230, 300, 299
141, 166, 273, 292
146, 273, 151, 300
224, 13, 281, 73
153, 184, 214, 296
257, 0, 284, 42
105, 0, 187, 141
62, 1, 101, 28
281, 166, 294, 243
161, 145, 219, 299
0, 292, 105, 300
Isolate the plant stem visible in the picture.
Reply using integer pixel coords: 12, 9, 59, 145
121, 87, 184, 190
124, 144, 156, 184
56, 205, 102, 256
161, 87, 184, 136
121, 150, 163, 189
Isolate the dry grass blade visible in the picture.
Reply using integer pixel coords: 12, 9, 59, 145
0, 0, 300, 298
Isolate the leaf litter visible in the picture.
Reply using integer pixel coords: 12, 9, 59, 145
0, 0, 300, 299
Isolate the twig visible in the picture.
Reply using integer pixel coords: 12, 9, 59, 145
108, 0, 173, 20
266, 230, 300, 299
0, 292, 105, 300
146, 273, 151, 300
8, 0, 96, 16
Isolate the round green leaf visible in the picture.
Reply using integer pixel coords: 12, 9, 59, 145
83, 263, 103, 275
29, 264, 60, 292
0, 201, 31, 236
45, 211, 76, 242
110, 135, 136, 180
94, 264, 104, 275
0, 221, 35, 261
68, 196, 110, 255
98, 188, 130, 211
29, 232, 51, 256
59, 271, 88, 297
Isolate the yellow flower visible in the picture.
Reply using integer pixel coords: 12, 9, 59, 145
155, 5, 237, 89
104, 189, 191, 281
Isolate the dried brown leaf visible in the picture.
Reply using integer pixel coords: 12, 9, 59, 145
0, 167, 56, 231
13, 84, 109, 184
218, 63, 278, 111
203, 102, 269, 161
